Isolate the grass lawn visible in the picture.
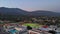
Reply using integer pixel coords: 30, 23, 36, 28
23, 23, 43, 28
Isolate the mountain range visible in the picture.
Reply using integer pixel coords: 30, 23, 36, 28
0, 7, 60, 16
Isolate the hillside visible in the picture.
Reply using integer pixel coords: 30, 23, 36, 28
0, 7, 60, 16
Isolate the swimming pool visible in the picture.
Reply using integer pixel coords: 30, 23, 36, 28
9, 29, 18, 34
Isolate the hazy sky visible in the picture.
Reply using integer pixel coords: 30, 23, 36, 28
0, 0, 60, 12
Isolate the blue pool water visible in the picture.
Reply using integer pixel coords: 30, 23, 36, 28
9, 29, 18, 34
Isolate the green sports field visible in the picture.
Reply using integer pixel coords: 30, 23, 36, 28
23, 23, 43, 28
